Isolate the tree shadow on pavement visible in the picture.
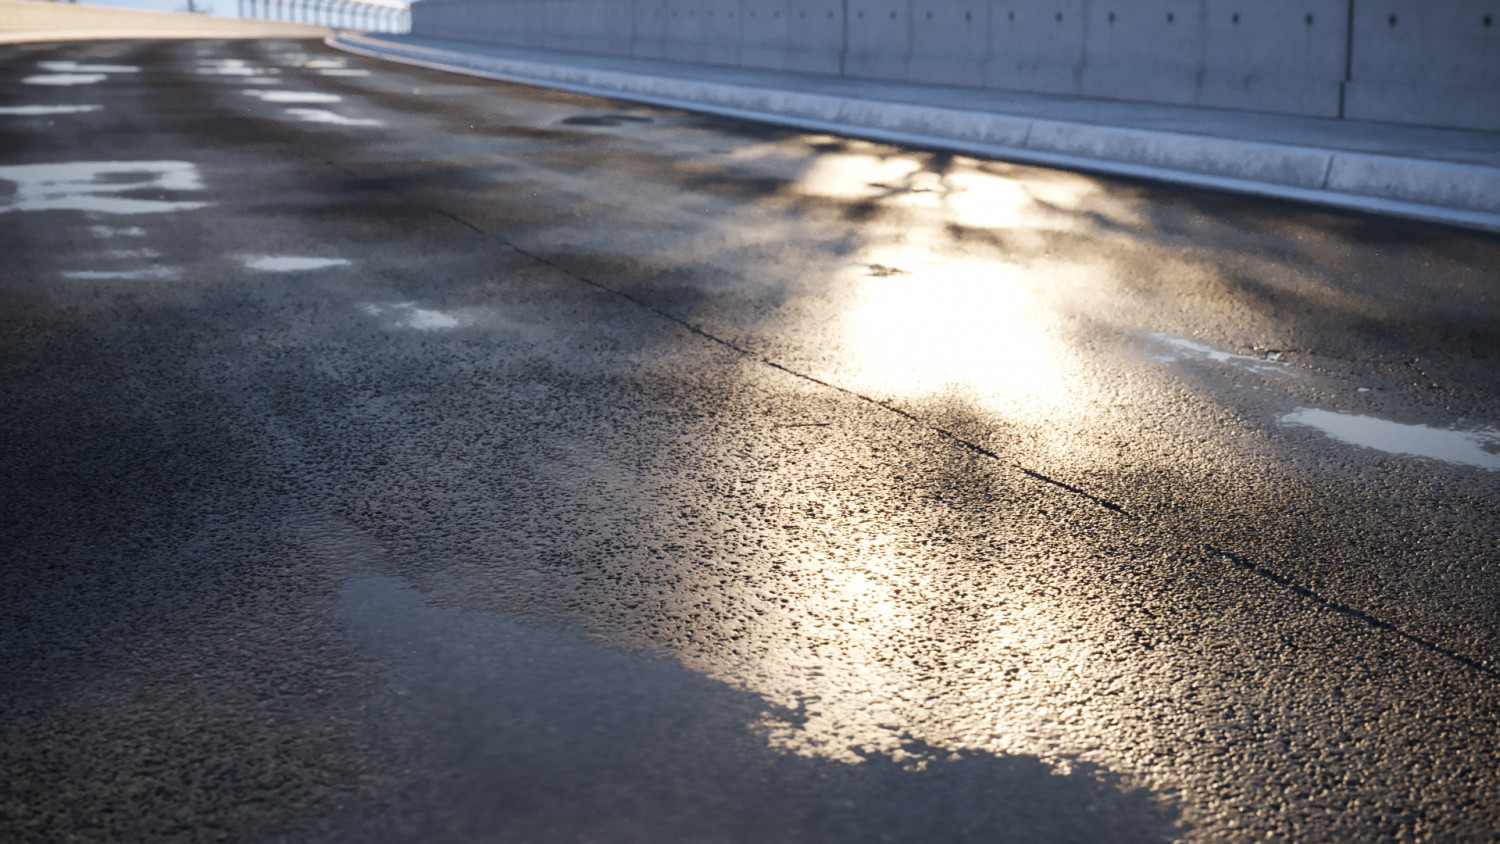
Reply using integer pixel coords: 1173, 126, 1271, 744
324, 571, 1182, 844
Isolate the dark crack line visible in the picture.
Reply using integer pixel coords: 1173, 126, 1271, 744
489, 228, 1136, 519
425, 205, 486, 236
1208, 545, 1497, 681
328, 163, 1491, 682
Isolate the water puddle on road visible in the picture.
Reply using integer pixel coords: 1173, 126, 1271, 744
243, 90, 341, 104
63, 266, 179, 280
37, 61, 139, 74
198, 67, 263, 76
1279, 408, 1500, 470
242, 255, 350, 272
0, 161, 209, 215
317, 69, 371, 77
1149, 333, 1292, 377
197, 59, 269, 77
0, 105, 102, 116
362, 302, 461, 330
23, 60, 139, 87
89, 225, 146, 238
284, 108, 383, 127
23, 74, 107, 86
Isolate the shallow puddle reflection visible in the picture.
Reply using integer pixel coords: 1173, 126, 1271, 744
0, 161, 209, 215
1280, 408, 1500, 470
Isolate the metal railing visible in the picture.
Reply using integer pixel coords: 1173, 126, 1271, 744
238, 0, 410, 33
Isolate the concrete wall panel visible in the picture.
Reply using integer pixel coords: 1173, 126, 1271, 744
545, 0, 571, 49
1351, 0, 1498, 87
522, 0, 553, 49
707, 0, 747, 65
1200, 0, 1346, 78
785, 0, 844, 74
424, 0, 485, 43
489, 0, 517, 44
591, 0, 629, 55
1079, 0, 1202, 105
666, 0, 741, 67
591, 0, 636, 56
741, 0, 791, 69
1345, 0, 1499, 129
556, 0, 606, 54
630, 0, 669, 59
509, 0, 537, 48
543, 0, 572, 52
475, 0, 514, 45
437, 0, 464, 43
845, 0, 913, 80
410, 0, 1500, 133
485, 0, 519, 46
908, 0, 989, 86
986, 0, 1088, 95
1195, 0, 1344, 116
661, 0, 697, 62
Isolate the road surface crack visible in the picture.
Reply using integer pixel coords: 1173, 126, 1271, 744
1209, 545, 1498, 681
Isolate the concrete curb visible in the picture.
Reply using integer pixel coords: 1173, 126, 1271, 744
329, 33, 1500, 234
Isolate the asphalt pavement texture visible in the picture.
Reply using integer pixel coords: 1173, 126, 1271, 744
2, 38, 1499, 843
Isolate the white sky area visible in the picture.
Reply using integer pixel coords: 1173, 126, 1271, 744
56, 0, 418, 19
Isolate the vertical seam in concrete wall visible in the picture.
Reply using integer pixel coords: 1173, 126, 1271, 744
1340, 0, 1355, 119
904, 0, 912, 71
839, 0, 849, 76
1079, 0, 1092, 93
1193, 0, 1206, 107
984, 0, 993, 86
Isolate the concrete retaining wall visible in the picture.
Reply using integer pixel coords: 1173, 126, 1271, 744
410, 0, 1500, 132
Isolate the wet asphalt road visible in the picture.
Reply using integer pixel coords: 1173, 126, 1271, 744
2, 37, 1499, 843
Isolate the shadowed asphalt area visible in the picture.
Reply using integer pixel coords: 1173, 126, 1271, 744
2, 37, 1498, 842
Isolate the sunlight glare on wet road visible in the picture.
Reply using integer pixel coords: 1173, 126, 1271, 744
796, 149, 1101, 231
791, 147, 1110, 465
836, 255, 1073, 421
